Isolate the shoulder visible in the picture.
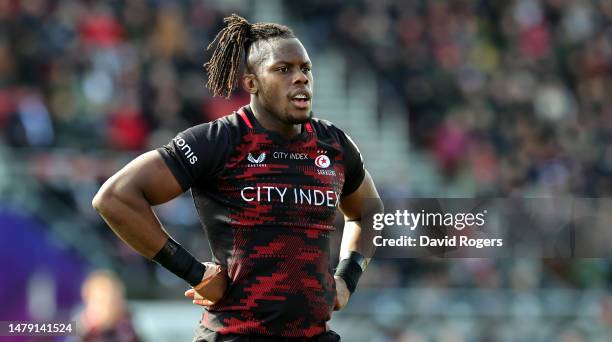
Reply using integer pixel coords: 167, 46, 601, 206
183, 111, 244, 143
215, 111, 243, 131
310, 117, 346, 140
196, 111, 241, 132
310, 117, 358, 147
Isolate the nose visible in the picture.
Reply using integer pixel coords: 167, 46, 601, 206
293, 69, 309, 85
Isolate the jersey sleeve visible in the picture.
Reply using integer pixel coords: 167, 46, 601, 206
338, 130, 366, 196
156, 121, 230, 191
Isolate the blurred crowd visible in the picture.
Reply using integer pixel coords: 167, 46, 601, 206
291, 0, 612, 198
0, 0, 249, 152
3, 0, 612, 340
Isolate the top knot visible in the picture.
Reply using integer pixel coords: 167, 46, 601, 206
204, 14, 296, 98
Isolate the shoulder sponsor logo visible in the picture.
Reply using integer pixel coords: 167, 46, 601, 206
247, 152, 266, 164
173, 136, 198, 165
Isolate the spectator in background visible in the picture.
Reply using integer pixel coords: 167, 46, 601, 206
78, 270, 140, 342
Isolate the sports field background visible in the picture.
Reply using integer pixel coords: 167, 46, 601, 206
1, 0, 612, 341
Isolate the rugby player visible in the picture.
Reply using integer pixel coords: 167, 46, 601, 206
92, 14, 382, 342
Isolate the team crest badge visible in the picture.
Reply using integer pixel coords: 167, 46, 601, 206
315, 155, 330, 168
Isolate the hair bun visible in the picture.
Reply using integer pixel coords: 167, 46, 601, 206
226, 13, 251, 34
205, 13, 294, 98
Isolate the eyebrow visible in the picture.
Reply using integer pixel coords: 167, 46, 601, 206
271, 60, 312, 66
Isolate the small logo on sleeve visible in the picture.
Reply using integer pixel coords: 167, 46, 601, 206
173, 136, 198, 165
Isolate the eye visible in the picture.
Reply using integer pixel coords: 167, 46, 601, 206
302, 66, 311, 73
277, 66, 288, 73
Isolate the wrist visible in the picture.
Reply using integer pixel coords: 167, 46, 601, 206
339, 251, 369, 271
152, 238, 206, 286
334, 251, 366, 294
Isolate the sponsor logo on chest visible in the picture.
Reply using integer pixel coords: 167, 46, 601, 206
245, 149, 337, 176
240, 186, 341, 208
272, 152, 308, 160
247, 152, 266, 166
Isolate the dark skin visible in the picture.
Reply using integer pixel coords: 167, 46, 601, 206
92, 37, 382, 311
244, 38, 314, 138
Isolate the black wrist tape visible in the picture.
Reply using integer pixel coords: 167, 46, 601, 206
152, 238, 205, 286
334, 257, 363, 294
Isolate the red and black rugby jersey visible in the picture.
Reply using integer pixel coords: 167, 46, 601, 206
157, 105, 365, 338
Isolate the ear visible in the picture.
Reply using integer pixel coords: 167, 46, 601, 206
243, 74, 258, 95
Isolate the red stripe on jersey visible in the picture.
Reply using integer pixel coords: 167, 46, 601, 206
237, 108, 253, 129
305, 122, 313, 133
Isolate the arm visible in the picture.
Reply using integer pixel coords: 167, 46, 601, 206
92, 151, 182, 258
334, 170, 383, 310
92, 150, 227, 302
338, 170, 382, 261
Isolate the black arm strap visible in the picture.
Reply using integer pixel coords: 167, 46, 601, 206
152, 238, 205, 287
334, 251, 367, 294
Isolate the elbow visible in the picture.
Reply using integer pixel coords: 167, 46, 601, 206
92, 178, 144, 215
365, 197, 384, 217
92, 187, 112, 214
92, 179, 124, 215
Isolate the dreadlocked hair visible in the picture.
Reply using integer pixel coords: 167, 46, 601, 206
204, 14, 295, 98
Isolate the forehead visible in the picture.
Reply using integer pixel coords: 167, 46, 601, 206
254, 38, 311, 68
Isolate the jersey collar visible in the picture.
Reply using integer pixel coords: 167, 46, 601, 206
239, 105, 315, 144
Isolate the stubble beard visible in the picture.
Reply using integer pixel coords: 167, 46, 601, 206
284, 110, 313, 125
260, 89, 313, 125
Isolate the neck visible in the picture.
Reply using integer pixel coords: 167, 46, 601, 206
250, 100, 301, 138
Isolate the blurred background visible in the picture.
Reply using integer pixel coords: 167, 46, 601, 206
2, 0, 612, 341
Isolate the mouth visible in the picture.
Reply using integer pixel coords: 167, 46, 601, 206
289, 90, 312, 110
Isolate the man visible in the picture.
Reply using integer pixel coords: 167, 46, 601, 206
92, 14, 382, 342
78, 270, 140, 342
